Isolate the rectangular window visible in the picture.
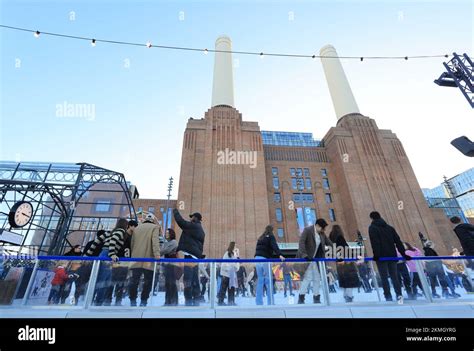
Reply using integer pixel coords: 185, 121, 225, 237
296, 168, 303, 177
303, 194, 314, 203
293, 193, 301, 203
138, 206, 143, 213
304, 168, 310, 177
329, 208, 336, 222
274, 193, 281, 202
290, 168, 296, 177
321, 168, 328, 177
160, 207, 165, 212
272, 167, 278, 176
95, 200, 111, 212
273, 177, 279, 189
325, 193, 333, 203
297, 178, 304, 191
148, 206, 155, 214
323, 178, 330, 189
277, 228, 284, 238
276, 208, 283, 222
305, 178, 312, 190
291, 177, 297, 190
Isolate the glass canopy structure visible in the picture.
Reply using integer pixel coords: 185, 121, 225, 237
0, 162, 137, 255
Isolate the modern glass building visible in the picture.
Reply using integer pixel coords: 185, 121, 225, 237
422, 167, 474, 219
261, 131, 322, 147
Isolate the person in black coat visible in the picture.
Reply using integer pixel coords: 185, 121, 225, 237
254, 225, 285, 306
368, 211, 411, 303
450, 216, 474, 259
64, 245, 82, 256
173, 208, 206, 306
329, 225, 360, 303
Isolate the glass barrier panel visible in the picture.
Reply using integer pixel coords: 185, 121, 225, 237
0, 257, 36, 306
24, 259, 93, 306
324, 260, 380, 304
419, 258, 474, 301
370, 259, 431, 303
215, 262, 258, 307
148, 261, 212, 307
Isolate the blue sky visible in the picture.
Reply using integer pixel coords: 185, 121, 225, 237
1, 0, 473, 198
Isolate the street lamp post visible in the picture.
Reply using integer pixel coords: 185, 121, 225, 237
163, 177, 174, 230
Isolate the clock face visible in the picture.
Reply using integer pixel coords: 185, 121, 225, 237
9, 201, 34, 228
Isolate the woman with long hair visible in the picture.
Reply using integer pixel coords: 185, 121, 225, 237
329, 225, 360, 303
254, 225, 285, 305
162, 228, 179, 306
218, 241, 240, 306
403, 242, 424, 299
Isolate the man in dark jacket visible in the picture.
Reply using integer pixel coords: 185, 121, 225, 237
450, 216, 474, 257
368, 211, 411, 304
296, 218, 332, 304
173, 208, 206, 306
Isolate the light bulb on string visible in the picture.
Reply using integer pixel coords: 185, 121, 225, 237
91, 39, 96, 47
146, 41, 152, 48
34, 31, 40, 38
204, 48, 208, 55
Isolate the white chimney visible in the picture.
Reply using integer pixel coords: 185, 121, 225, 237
320, 45, 360, 119
212, 35, 235, 107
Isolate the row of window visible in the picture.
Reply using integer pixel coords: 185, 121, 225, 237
272, 167, 328, 178
273, 193, 332, 204
272, 177, 330, 190
275, 208, 337, 222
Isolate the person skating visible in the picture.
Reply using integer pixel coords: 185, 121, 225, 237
105, 220, 138, 306
218, 241, 240, 306
296, 218, 332, 304
403, 242, 424, 299
173, 208, 205, 306
129, 214, 161, 307
254, 225, 285, 305
368, 211, 411, 304
86, 218, 130, 306
329, 225, 359, 303
450, 216, 474, 271
423, 241, 455, 299
280, 261, 295, 298
161, 228, 179, 306
64, 245, 82, 256
236, 263, 247, 297
47, 262, 68, 305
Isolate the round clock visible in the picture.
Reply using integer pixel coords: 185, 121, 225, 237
9, 201, 34, 228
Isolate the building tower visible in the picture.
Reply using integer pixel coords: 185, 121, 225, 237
177, 36, 269, 258
320, 45, 455, 253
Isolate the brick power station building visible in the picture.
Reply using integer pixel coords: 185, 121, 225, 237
147, 36, 456, 259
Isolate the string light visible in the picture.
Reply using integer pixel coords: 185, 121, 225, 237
0, 24, 452, 61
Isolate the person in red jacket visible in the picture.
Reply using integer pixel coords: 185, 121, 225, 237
48, 264, 69, 305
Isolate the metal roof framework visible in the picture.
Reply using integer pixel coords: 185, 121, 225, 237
0, 162, 136, 255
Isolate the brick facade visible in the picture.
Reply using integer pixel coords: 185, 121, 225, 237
175, 110, 455, 257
